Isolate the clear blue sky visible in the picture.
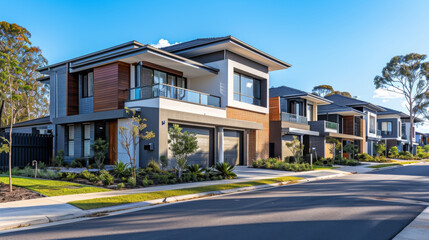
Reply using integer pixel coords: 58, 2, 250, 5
3, 0, 429, 129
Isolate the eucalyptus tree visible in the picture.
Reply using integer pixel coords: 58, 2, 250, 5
374, 53, 429, 152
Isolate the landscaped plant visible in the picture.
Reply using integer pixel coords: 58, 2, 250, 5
99, 170, 114, 186
214, 162, 237, 179
117, 182, 125, 190
334, 158, 359, 166
343, 143, 358, 160
389, 146, 399, 158
186, 164, 204, 175
168, 124, 198, 177
147, 160, 161, 173
375, 143, 386, 157
285, 136, 304, 163
160, 155, 168, 170
253, 158, 313, 171
127, 176, 136, 187
91, 138, 109, 170
118, 108, 155, 180
54, 150, 65, 167
113, 161, 129, 178
71, 158, 85, 168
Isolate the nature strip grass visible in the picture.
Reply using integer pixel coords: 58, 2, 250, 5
69, 176, 303, 210
0, 175, 110, 197
368, 161, 418, 169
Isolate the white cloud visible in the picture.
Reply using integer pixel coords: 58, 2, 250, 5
373, 87, 403, 99
151, 38, 179, 48
401, 101, 408, 108
382, 99, 389, 103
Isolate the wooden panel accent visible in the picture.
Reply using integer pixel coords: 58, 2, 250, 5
67, 72, 79, 115
343, 116, 354, 135
94, 62, 130, 112
360, 118, 366, 153
269, 97, 281, 121
141, 61, 183, 76
109, 120, 118, 165
226, 107, 269, 163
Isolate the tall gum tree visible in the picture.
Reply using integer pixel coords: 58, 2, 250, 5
374, 53, 429, 152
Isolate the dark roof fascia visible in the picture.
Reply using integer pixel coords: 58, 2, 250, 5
53, 110, 132, 125
347, 103, 386, 112
1, 116, 51, 129
169, 36, 292, 68
37, 41, 145, 72
280, 93, 333, 104
69, 45, 219, 74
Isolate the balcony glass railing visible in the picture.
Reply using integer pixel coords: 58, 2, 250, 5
281, 112, 308, 124
129, 84, 221, 108
325, 121, 338, 131
402, 134, 407, 140
377, 129, 381, 136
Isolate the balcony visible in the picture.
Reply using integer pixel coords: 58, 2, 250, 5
281, 112, 308, 124
325, 121, 338, 131
128, 84, 221, 108
377, 129, 381, 136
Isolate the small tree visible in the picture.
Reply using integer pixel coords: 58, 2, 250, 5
91, 138, 109, 170
424, 144, 429, 153
390, 146, 399, 158
118, 108, 155, 180
168, 124, 198, 177
326, 137, 341, 159
285, 136, 304, 163
374, 143, 386, 157
343, 143, 358, 160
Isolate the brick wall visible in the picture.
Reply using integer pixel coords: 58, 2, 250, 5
226, 107, 269, 163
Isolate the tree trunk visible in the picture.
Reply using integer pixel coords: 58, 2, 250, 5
409, 108, 414, 153
0, 100, 4, 128
8, 80, 13, 192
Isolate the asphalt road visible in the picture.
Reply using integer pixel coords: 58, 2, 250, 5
2, 165, 429, 240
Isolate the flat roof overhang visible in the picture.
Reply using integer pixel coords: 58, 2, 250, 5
282, 127, 319, 136
319, 110, 365, 117
171, 39, 291, 71
53, 109, 132, 125
68, 46, 219, 78
326, 132, 364, 141
282, 94, 332, 105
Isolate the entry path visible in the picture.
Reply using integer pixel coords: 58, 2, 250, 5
2, 165, 429, 239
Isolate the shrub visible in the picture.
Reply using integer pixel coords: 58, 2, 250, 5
127, 177, 136, 187
99, 170, 114, 186
54, 150, 65, 167
38, 161, 47, 170
334, 158, 359, 166
114, 161, 129, 178
214, 162, 237, 179
66, 172, 77, 181
186, 164, 203, 175
147, 160, 161, 173
91, 138, 109, 170
89, 174, 100, 184
357, 153, 374, 162
141, 177, 150, 187
160, 155, 168, 170
38, 170, 58, 179
70, 158, 85, 168
80, 170, 91, 179
117, 182, 125, 190
389, 146, 399, 157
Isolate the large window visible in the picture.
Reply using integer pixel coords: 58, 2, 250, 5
233, 72, 262, 106
369, 115, 376, 134
81, 72, 94, 98
67, 125, 75, 157
83, 124, 91, 157
307, 104, 314, 121
135, 65, 187, 88
381, 121, 392, 135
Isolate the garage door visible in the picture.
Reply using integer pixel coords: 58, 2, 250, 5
224, 130, 243, 166
168, 124, 214, 168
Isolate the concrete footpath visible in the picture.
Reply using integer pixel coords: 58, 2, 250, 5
0, 167, 351, 231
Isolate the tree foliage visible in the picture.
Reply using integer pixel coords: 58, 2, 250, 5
168, 124, 199, 177
0, 21, 48, 126
374, 143, 386, 157
118, 108, 155, 180
285, 136, 304, 163
343, 143, 358, 159
312, 85, 352, 98
91, 138, 109, 170
374, 53, 429, 151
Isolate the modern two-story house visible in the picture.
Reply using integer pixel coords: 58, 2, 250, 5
324, 94, 385, 156
376, 106, 409, 154
312, 103, 366, 159
268, 86, 331, 160
36, 36, 291, 168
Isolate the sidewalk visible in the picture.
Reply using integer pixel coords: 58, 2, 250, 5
0, 167, 350, 231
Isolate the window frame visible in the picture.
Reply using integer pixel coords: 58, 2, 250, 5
83, 124, 91, 157
233, 72, 262, 106
81, 71, 94, 98
67, 125, 75, 157
134, 64, 187, 88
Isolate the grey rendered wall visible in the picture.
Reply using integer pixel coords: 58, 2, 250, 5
378, 118, 398, 138
138, 107, 161, 167
49, 65, 68, 119
269, 121, 282, 157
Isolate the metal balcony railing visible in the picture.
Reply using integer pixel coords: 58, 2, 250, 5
128, 84, 221, 107
281, 112, 308, 124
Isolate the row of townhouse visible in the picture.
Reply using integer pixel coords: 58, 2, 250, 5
6, 36, 424, 167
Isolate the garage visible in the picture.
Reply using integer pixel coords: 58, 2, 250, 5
168, 124, 214, 168
224, 130, 244, 166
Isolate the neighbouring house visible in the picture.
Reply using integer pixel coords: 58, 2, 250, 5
1, 116, 52, 135
416, 132, 429, 147
401, 117, 422, 154
376, 106, 409, 155
312, 103, 366, 159
323, 94, 386, 156
36, 36, 291, 168
268, 86, 332, 161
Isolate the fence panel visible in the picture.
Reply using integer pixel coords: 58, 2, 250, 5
0, 133, 53, 171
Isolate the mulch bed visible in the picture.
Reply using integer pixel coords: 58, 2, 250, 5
0, 182, 43, 203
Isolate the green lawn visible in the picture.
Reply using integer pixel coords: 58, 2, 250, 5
69, 176, 303, 210
313, 166, 339, 170
368, 161, 418, 169
0, 176, 111, 197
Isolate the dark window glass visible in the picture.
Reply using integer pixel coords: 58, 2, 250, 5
81, 72, 93, 98
233, 72, 262, 106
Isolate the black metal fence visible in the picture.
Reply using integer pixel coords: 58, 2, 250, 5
0, 133, 53, 171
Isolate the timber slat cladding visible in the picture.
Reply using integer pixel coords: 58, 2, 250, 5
94, 62, 130, 112
67, 72, 79, 115
343, 116, 354, 135
269, 97, 281, 121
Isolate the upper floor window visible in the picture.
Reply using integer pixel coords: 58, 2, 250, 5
81, 72, 94, 98
307, 103, 314, 121
369, 115, 376, 134
135, 64, 187, 88
233, 72, 261, 106
381, 121, 392, 135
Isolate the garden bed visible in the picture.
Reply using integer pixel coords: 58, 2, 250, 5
0, 182, 43, 203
